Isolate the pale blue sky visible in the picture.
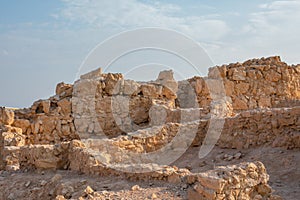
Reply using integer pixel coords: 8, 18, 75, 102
1, 0, 300, 108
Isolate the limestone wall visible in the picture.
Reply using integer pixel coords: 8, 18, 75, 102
187, 56, 300, 112
217, 106, 300, 149
1, 56, 298, 199
12, 82, 78, 145
187, 161, 278, 200
1, 56, 299, 166
72, 70, 177, 139
0, 107, 25, 170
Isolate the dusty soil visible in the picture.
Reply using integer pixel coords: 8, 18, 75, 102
0, 146, 299, 200
174, 146, 300, 200
0, 170, 187, 200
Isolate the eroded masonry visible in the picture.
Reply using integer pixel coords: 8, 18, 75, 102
0, 56, 299, 199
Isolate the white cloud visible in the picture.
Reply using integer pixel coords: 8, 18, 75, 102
213, 0, 300, 65
245, 1, 300, 35
55, 0, 300, 65
58, 0, 230, 41
260, 0, 300, 9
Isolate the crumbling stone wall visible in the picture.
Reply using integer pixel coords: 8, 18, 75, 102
187, 56, 300, 112
217, 106, 300, 149
0, 107, 25, 170
187, 161, 279, 200
86, 106, 299, 155
72, 68, 178, 139
1, 56, 298, 199
1, 56, 299, 149
2, 140, 280, 200
12, 82, 78, 145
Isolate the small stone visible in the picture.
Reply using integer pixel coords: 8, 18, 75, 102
187, 188, 200, 200
131, 185, 141, 191
168, 173, 181, 184
84, 186, 94, 194
80, 179, 87, 185
234, 152, 242, 159
199, 161, 206, 167
181, 184, 188, 190
55, 195, 66, 200
25, 181, 31, 187
253, 194, 263, 200
185, 165, 192, 170
226, 155, 234, 161
51, 174, 63, 183
40, 180, 47, 186
151, 193, 158, 199
0, 107, 15, 125
7, 193, 15, 200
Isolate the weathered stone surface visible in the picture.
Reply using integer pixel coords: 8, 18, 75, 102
233, 96, 248, 110
1, 128, 25, 147
155, 70, 178, 94
0, 56, 298, 199
187, 162, 274, 200
57, 98, 71, 116
0, 107, 14, 125
56, 82, 73, 97
231, 68, 246, 81
80, 67, 102, 80
189, 56, 299, 111
2, 143, 69, 170
12, 119, 30, 133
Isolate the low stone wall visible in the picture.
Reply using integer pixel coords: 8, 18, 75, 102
1, 141, 280, 200
2, 143, 69, 171
217, 106, 300, 149
187, 161, 280, 200
84, 106, 299, 154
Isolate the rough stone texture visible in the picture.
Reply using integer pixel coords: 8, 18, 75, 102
217, 106, 300, 149
0, 108, 25, 170
188, 56, 300, 112
77, 106, 299, 152
0, 107, 15, 125
192, 106, 300, 149
56, 82, 73, 98
187, 161, 279, 200
155, 70, 178, 95
1, 139, 278, 199
2, 143, 69, 171
1, 56, 299, 199
11, 82, 78, 145
6, 56, 298, 147
72, 69, 177, 139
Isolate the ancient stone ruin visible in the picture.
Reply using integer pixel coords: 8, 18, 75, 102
0, 56, 299, 199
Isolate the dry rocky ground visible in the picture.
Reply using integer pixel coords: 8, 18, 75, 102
0, 56, 299, 199
0, 146, 299, 200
